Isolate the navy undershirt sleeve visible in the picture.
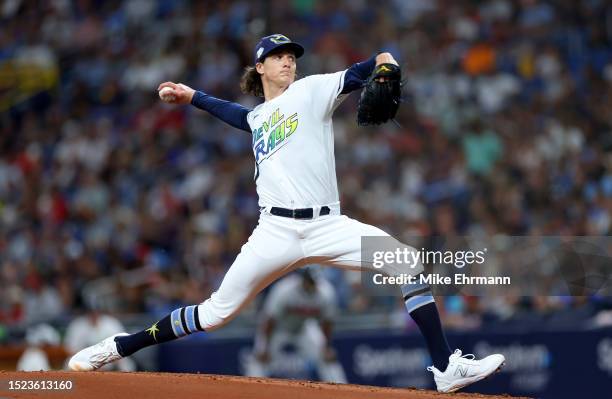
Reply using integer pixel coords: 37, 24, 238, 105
341, 55, 377, 94
191, 91, 252, 133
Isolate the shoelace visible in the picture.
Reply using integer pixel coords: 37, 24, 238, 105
426, 349, 476, 372
451, 349, 475, 361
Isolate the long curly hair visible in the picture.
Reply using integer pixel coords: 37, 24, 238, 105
240, 66, 264, 98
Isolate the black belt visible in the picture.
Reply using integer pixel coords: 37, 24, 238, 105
269, 206, 331, 219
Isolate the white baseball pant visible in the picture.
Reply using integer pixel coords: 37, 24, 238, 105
194, 204, 424, 331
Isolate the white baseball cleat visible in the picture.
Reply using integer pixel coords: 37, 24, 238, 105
68, 333, 129, 371
427, 349, 505, 393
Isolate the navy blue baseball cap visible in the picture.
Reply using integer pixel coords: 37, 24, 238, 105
254, 34, 304, 64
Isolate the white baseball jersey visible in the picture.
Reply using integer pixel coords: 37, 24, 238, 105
246, 71, 348, 208
263, 274, 337, 335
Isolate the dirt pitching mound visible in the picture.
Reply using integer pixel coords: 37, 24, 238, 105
0, 371, 529, 399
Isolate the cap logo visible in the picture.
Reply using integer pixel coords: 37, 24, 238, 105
269, 34, 290, 44
256, 47, 264, 59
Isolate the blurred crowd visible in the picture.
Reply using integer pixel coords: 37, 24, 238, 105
1, 0, 611, 341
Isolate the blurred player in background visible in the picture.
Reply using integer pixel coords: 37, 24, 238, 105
245, 268, 347, 383
64, 305, 135, 371
16, 323, 61, 371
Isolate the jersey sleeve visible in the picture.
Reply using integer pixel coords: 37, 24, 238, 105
191, 91, 252, 132
301, 71, 348, 120
341, 55, 377, 94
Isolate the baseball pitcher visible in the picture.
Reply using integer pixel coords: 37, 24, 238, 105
70, 34, 504, 393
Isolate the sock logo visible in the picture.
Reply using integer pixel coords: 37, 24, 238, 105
171, 306, 204, 338
146, 323, 160, 342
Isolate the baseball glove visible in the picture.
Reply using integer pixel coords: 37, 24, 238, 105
357, 63, 402, 126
